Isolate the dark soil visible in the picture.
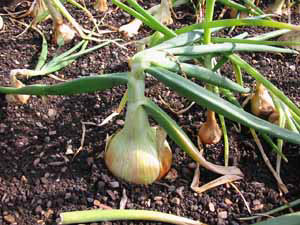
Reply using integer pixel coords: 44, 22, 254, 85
0, 1, 300, 225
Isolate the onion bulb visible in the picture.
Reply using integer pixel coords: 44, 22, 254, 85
198, 110, 222, 145
53, 22, 76, 45
105, 126, 172, 184
251, 82, 275, 117
94, 0, 108, 12
268, 111, 279, 125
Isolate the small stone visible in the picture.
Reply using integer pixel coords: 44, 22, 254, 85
187, 162, 197, 169
21, 175, 28, 184
35, 205, 43, 214
224, 198, 232, 205
154, 196, 162, 201
164, 168, 178, 181
86, 157, 94, 166
40, 177, 47, 184
253, 199, 261, 205
253, 203, 264, 211
109, 181, 119, 188
4, 214, 16, 224
49, 130, 56, 136
47, 201, 52, 208
208, 202, 215, 212
94, 199, 101, 207
87, 198, 94, 203
218, 211, 228, 219
65, 193, 71, 200
33, 158, 41, 167
97, 181, 105, 190
107, 190, 116, 200
48, 109, 57, 119
171, 197, 180, 205
116, 120, 124, 125
61, 167, 68, 173
290, 65, 296, 71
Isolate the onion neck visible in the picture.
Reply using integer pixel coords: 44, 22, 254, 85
123, 65, 151, 135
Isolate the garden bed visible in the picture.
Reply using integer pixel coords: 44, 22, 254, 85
0, 1, 300, 225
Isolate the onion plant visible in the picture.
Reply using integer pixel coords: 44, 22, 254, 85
6, 25, 113, 104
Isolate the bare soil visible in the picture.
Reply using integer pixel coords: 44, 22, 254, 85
0, 1, 300, 225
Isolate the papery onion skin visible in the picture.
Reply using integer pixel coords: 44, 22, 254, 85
198, 111, 222, 145
105, 127, 172, 185
251, 83, 275, 117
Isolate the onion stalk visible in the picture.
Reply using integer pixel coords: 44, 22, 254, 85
104, 57, 172, 184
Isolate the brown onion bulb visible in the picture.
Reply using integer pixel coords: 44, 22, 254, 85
198, 111, 222, 145
251, 82, 275, 117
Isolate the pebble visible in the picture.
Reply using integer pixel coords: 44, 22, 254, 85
188, 162, 197, 169
116, 120, 124, 125
208, 202, 215, 212
218, 211, 228, 219
109, 181, 119, 188
171, 197, 180, 205
87, 198, 94, 203
165, 168, 178, 180
224, 198, 233, 205
33, 158, 41, 167
48, 109, 57, 119
35, 205, 43, 214
4, 214, 16, 224
93, 199, 101, 207
97, 181, 105, 190
65, 193, 71, 200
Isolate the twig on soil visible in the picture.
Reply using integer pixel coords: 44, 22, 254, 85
0, 16, 3, 30
158, 95, 195, 115
72, 121, 87, 160
191, 163, 243, 194
230, 182, 252, 214
238, 198, 300, 221
250, 128, 288, 194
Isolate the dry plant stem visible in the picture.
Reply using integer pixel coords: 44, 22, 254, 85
0, 15, 3, 30
250, 128, 288, 194
158, 95, 195, 115
230, 182, 251, 214
191, 163, 242, 193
